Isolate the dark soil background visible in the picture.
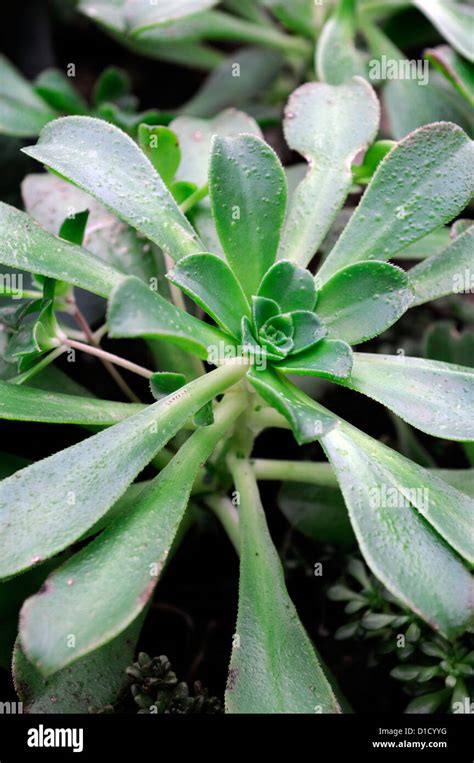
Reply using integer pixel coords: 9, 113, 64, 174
0, 2, 471, 713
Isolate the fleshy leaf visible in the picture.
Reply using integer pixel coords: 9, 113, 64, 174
0, 54, 58, 137
278, 79, 380, 267
19, 394, 245, 675
252, 296, 280, 331
0, 382, 144, 424
257, 260, 317, 312
425, 45, 474, 105
34, 69, 87, 115
289, 310, 327, 355
22, 116, 203, 261
137, 124, 181, 186
274, 339, 353, 380
13, 617, 143, 712
226, 455, 342, 713
21, 174, 158, 283
338, 353, 474, 442
278, 481, 355, 548
414, 0, 474, 62
318, 123, 474, 284
409, 225, 474, 306
247, 367, 338, 444
167, 253, 251, 339
0, 202, 122, 298
149, 372, 186, 400
316, 0, 367, 85
0, 362, 247, 579
315, 261, 414, 344
171, 108, 262, 188
209, 133, 287, 298
322, 422, 474, 636
108, 276, 235, 360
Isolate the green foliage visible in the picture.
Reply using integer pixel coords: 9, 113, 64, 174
0, 45, 472, 715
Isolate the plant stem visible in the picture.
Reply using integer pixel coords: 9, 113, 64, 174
251, 458, 338, 486
180, 183, 209, 214
247, 405, 291, 433
204, 494, 240, 553
10, 346, 67, 385
59, 335, 154, 380
72, 305, 141, 403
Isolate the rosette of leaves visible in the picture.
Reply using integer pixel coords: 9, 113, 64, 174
0, 74, 473, 715
125, 653, 222, 714
328, 556, 474, 714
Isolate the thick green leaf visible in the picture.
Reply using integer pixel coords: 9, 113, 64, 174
392, 227, 451, 261
316, 0, 367, 85
0, 362, 247, 579
278, 481, 355, 548
22, 116, 203, 262
435, 469, 474, 499
21, 174, 158, 283
168, 253, 251, 339
340, 353, 474, 441
226, 455, 341, 713
0, 55, 58, 137
137, 124, 180, 186
180, 47, 283, 118
262, 0, 316, 37
322, 422, 474, 636
14, 617, 143, 712
34, 69, 88, 115
362, 22, 472, 140
209, 133, 287, 298
318, 123, 474, 284
150, 372, 186, 400
278, 79, 380, 267
384, 76, 473, 141
414, 0, 474, 62
425, 45, 474, 105
288, 311, 327, 355
0, 202, 123, 297
316, 261, 414, 344
107, 275, 235, 359
0, 381, 144, 425
19, 393, 245, 675
275, 339, 353, 379
129, 0, 219, 34
257, 260, 317, 312
409, 225, 474, 306
171, 109, 261, 190
247, 367, 338, 444
93, 66, 131, 105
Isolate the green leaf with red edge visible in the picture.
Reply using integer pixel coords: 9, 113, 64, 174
414, 0, 474, 62
209, 133, 287, 299
315, 261, 414, 345
425, 46, 474, 105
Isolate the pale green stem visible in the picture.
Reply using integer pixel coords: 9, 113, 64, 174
204, 494, 240, 553
247, 405, 291, 433
251, 458, 338, 486
180, 183, 209, 214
